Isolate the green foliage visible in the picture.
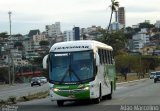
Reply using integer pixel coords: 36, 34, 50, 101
14, 41, 23, 50
107, 0, 119, 33
139, 22, 154, 29
125, 27, 134, 32
34, 57, 43, 64
0, 68, 8, 82
29, 57, 43, 65
133, 28, 141, 33
39, 40, 49, 46
115, 55, 160, 76
96, 30, 127, 55
0, 32, 8, 40
132, 22, 154, 33
21, 96, 30, 101
8, 96, 16, 104
20, 91, 49, 101
0, 67, 8, 75
0, 100, 7, 105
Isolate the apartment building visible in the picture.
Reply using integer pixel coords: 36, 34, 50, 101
110, 22, 124, 31
155, 20, 160, 28
33, 33, 47, 49
45, 22, 61, 38
63, 30, 74, 41
118, 7, 125, 27
130, 28, 150, 52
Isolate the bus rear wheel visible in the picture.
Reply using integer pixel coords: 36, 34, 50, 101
107, 82, 113, 100
57, 100, 64, 107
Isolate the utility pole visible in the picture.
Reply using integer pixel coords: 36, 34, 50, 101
8, 11, 12, 36
8, 11, 15, 85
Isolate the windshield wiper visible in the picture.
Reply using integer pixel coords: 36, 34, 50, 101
69, 65, 81, 82
60, 65, 81, 84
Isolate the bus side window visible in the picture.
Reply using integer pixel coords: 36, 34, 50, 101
101, 49, 104, 64
108, 51, 113, 64
105, 50, 108, 64
98, 49, 101, 64
107, 50, 110, 64
98, 49, 103, 64
101, 49, 103, 64
103, 50, 106, 64
108, 51, 111, 64
110, 51, 113, 64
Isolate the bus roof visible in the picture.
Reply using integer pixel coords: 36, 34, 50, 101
49, 40, 113, 52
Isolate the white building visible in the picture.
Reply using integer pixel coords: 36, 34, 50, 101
132, 28, 150, 52
110, 22, 123, 31
23, 36, 33, 52
45, 22, 61, 37
155, 20, 160, 28
63, 30, 74, 41
10, 49, 22, 65
81, 26, 100, 34
32, 33, 48, 49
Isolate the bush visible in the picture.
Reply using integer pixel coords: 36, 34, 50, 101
0, 100, 7, 106
8, 96, 16, 104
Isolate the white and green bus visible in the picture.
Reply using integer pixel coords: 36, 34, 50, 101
43, 40, 116, 106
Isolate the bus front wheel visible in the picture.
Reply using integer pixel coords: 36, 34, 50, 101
93, 85, 101, 104
57, 100, 64, 107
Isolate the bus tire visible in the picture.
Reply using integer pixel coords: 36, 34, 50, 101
57, 100, 64, 107
107, 82, 113, 100
93, 84, 101, 104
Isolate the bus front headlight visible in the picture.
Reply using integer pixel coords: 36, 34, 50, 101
53, 88, 59, 92
83, 86, 89, 90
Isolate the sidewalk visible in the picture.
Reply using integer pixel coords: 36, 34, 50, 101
0, 83, 49, 101
0, 84, 11, 90
0, 83, 30, 91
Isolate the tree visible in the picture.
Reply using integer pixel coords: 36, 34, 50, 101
125, 27, 135, 40
14, 41, 23, 50
0, 32, 9, 41
29, 57, 43, 65
139, 22, 154, 29
39, 40, 49, 46
96, 29, 127, 55
107, 0, 119, 34
0, 67, 9, 83
115, 55, 160, 79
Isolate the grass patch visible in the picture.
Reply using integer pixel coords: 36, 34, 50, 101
0, 96, 17, 106
8, 96, 17, 104
0, 100, 7, 106
18, 91, 49, 102
0, 91, 49, 105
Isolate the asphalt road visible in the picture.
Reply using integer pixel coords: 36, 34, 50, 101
14, 79, 160, 111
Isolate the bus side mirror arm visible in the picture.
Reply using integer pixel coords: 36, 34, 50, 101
43, 54, 48, 69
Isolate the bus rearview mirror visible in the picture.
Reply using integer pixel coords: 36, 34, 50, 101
43, 54, 48, 69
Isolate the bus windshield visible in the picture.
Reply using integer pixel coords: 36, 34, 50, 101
49, 50, 94, 84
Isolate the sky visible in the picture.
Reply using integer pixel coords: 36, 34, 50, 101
0, 0, 160, 35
